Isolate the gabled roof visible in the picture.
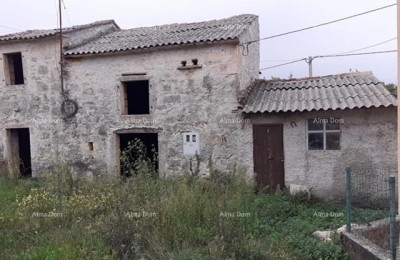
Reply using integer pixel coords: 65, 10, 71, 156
243, 71, 397, 113
0, 20, 119, 42
65, 14, 257, 56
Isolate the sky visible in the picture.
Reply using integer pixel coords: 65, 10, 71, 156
0, 0, 397, 84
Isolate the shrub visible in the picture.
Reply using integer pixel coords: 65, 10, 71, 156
120, 138, 158, 178
0, 160, 21, 180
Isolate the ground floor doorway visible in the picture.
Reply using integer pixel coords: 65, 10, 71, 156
117, 132, 159, 177
6, 128, 32, 177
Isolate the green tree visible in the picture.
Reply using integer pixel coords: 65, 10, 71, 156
385, 83, 397, 97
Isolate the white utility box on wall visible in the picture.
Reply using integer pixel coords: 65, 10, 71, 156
183, 132, 200, 156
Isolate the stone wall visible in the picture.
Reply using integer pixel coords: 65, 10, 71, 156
238, 16, 260, 91
62, 41, 256, 177
0, 22, 122, 176
0, 38, 63, 176
0, 18, 260, 178
249, 107, 397, 202
341, 217, 400, 260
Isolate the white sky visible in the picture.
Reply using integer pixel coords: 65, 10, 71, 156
0, 0, 397, 83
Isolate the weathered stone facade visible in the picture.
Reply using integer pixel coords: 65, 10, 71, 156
0, 16, 259, 178
0, 38, 65, 175
61, 39, 258, 177
0, 21, 120, 176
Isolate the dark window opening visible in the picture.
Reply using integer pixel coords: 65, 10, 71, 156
7, 128, 32, 177
123, 80, 150, 115
119, 133, 158, 177
4, 52, 24, 85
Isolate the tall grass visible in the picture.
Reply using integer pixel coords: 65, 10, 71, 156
0, 167, 358, 259
0, 141, 379, 259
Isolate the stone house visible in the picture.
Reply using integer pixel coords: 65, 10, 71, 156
0, 14, 258, 179
242, 72, 397, 202
0, 14, 396, 202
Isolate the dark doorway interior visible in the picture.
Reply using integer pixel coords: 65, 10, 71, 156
119, 133, 158, 176
7, 128, 32, 177
18, 129, 32, 177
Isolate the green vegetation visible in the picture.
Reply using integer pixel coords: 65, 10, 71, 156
0, 141, 387, 259
0, 172, 387, 260
385, 83, 397, 97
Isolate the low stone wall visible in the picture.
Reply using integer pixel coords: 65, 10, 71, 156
357, 222, 390, 250
341, 217, 400, 260
341, 231, 389, 260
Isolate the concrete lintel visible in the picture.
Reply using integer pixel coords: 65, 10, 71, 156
119, 75, 149, 82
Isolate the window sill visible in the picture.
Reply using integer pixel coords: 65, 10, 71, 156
307, 149, 341, 152
177, 65, 202, 70
5, 83, 26, 87
121, 114, 152, 117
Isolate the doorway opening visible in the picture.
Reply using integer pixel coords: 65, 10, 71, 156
118, 133, 158, 177
6, 128, 32, 177
253, 124, 284, 193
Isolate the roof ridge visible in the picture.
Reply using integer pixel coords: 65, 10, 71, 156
118, 14, 256, 32
66, 19, 120, 31
264, 71, 375, 83
65, 14, 257, 56
2, 20, 117, 35
0, 19, 119, 41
